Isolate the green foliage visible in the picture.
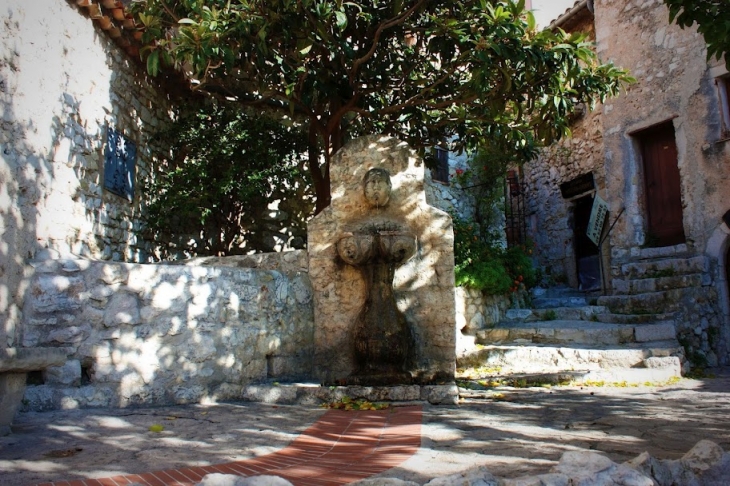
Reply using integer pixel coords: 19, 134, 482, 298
663, 0, 730, 69
453, 215, 536, 295
130, 0, 634, 212
142, 104, 311, 257
452, 145, 518, 236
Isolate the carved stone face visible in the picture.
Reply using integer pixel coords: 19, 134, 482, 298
363, 168, 392, 207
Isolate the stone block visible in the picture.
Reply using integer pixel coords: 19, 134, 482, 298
351, 479, 420, 486
0, 373, 26, 435
643, 356, 681, 372
420, 384, 458, 405
502, 473, 569, 486
241, 384, 300, 404
506, 309, 533, 321
103, 292, 141, 327
474, 329, 508, 345
196, 473, 294, 486
634, 323, 676, 342
424, 466, 500, 486
0, 348, 67, 372
625, 451, 673, 485
44, 359, 81, 386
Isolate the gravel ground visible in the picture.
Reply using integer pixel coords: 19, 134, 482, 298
2, 368, 730, 485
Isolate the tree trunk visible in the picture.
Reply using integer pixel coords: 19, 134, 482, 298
309, 124, 332, 215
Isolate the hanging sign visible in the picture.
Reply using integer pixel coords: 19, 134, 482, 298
586, 194, 609, 246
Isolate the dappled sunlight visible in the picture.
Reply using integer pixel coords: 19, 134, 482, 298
158, 437, 214, 448
93, 416, 135, 429
0, 460, 66, 474
150, 281, 187, 312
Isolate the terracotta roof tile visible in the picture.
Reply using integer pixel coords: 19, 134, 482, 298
73, 0, 141, 59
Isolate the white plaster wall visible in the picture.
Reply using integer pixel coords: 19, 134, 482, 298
0, 0, 174, 347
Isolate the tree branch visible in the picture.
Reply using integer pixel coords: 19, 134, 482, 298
349, 0, 427, 82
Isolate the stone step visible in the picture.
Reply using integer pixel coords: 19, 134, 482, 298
611, 273, 707, 295
476, 320, 677, 346
458, 341, 685, 378
458, 356, 684, 388
596, 288, 689, 315
531, 296, 590, 309
504, 306, 608, 323
620, 255, 708, 280
595, 311, 677, 324
532, 285, 589, 298
630, 242, 690, 260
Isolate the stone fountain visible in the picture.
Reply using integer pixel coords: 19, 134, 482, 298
308, 135, 456, 386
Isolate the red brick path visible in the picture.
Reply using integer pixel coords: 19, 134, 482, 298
36, 405, 422, 486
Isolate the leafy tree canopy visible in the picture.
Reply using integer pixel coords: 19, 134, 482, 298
143, 104, 311, 257
131, 0, 632, 213
663, 0, 730, 69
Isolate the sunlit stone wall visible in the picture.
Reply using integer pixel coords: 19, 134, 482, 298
0, 0, 174, 348
20, 254, 313, 410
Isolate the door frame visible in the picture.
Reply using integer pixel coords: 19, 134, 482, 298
634, 121, 686, 247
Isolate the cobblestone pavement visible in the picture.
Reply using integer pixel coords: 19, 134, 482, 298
2, 368, 730, 485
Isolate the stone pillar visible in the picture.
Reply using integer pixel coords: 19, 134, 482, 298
0, 373, 26, 436
308, 135, 456, 384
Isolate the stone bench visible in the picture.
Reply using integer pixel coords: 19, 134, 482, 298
0, 347, 68, 435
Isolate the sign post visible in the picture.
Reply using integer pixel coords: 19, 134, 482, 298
587, 194, 609, 246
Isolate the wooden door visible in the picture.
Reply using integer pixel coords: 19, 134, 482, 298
639, 123, 685, 247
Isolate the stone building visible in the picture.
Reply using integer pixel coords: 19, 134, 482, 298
523, 0, 730, 366
0, 0, 179, 349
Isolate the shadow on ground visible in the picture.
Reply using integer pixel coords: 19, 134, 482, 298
2, 369, 730, 485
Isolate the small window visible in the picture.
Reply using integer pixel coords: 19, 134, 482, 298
432, 147, 449, 184
104, 128, 137, 201
717, 75, 730, 138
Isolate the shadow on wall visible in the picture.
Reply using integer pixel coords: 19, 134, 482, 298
1, 0, 175, 345
0, 58, 54, 348
20, 258, 315, 410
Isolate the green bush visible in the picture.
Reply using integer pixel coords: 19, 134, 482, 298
142, 104, 311, 258
453, 215, 536, 295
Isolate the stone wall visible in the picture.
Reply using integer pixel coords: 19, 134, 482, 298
454, 287, 509, 360
595, 0, 730, 363
424, 149, 475, 220
523, 106, 606, 287
0, 0, 175, 348
522, 10, 604, 288
595, 0, 730, 257
308, 135, 456, 384
522, 0, 730, 364
19, 254, 313, 410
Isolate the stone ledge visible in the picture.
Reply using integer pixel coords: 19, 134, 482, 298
1, 347, 69, 436
0, 347, 68, 373
242, 382, 459, 405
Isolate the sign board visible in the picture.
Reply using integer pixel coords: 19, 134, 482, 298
104, 128, 137, 201
560, 172, 595, 199
586, 194, 609, 246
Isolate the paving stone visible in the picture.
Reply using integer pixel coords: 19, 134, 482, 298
196, 474, 294, 486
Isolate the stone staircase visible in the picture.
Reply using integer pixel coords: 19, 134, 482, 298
459, 285, 687, 384
597, 246, 709, 315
